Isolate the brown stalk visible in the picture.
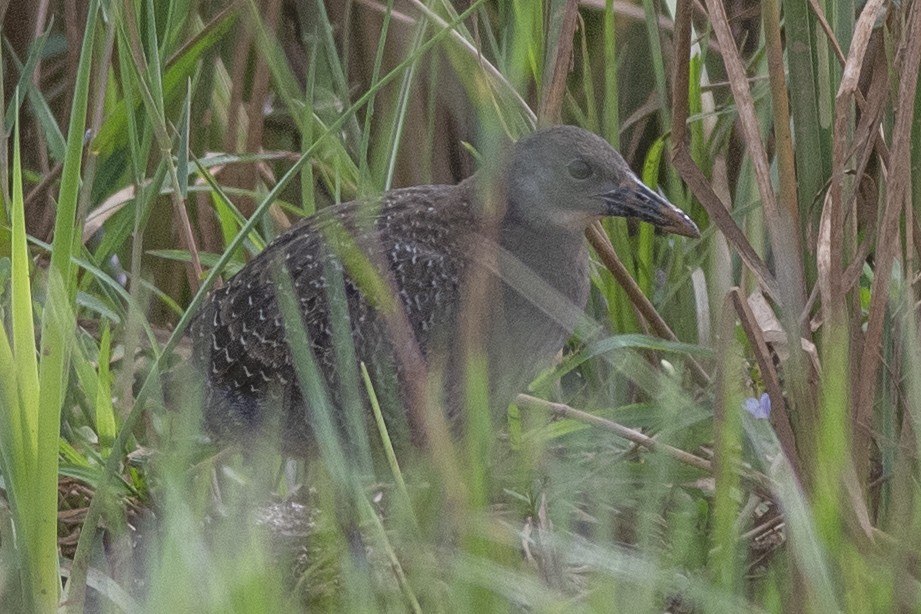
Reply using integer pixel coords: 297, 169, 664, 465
23, 161, 63, 210
807, 0, 846, 65
761, 0, 800, 241
223, 3, 252, 163
669, 0, 780, 303
856, 0, 921, 486
826, 0, 886, 329
819, 9, 889, 334
538, 0, 581, 126
817, 55, 887, 390
849, 53, 890, 206
515, 393, 773, 496
243, 0, 282, 202
728, 288, 801, 479
703, 0, 806, 320
586, 223, 711, 387
29, 0, 51, 179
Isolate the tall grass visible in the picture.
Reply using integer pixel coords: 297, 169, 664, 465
0, 0, 920, 612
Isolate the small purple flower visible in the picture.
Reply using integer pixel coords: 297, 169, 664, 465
743, 392, 771, 419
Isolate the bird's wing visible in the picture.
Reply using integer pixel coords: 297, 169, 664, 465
191, 184, 478, 400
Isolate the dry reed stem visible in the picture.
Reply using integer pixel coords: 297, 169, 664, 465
538, 0, 580, 126
826, 0, 887, 329
761, 0, 800, 237
703, 0, 806, 319
728, 288, 800, 478
515, 393, 774, 497
241, 0, 282, 198
856, 0, 921, 486
669, 0, 780, 302
807, 0, 846, 65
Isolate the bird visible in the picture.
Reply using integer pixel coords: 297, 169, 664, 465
190, 125, 699, 455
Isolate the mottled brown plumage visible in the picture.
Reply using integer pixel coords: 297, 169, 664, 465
190, 126, 698, 453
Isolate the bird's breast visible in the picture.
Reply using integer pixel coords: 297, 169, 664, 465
480, 228, 591, 404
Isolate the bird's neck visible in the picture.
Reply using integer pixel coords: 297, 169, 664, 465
498, 216, 589, 300
459, 172, 591, 307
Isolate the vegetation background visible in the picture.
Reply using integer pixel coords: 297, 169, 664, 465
0, 0, 919, 611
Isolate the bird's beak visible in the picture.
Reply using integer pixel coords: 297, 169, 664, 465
600, 176, 700, 238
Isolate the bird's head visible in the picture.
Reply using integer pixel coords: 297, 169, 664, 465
505, 125, 699, 238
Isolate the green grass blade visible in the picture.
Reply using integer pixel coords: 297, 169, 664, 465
33, 1, 100, 610
8, 107, 38, 457
2, 105, 38, 609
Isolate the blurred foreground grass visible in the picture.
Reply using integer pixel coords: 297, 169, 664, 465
0, 0, 920, 612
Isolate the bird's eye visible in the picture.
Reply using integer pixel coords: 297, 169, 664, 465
567, 159, 592, 180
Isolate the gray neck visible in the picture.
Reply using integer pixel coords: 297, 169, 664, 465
461, 171, 591, 317
498, 212, 590, 311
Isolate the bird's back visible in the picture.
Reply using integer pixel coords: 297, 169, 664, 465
191, 182, 479, 451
